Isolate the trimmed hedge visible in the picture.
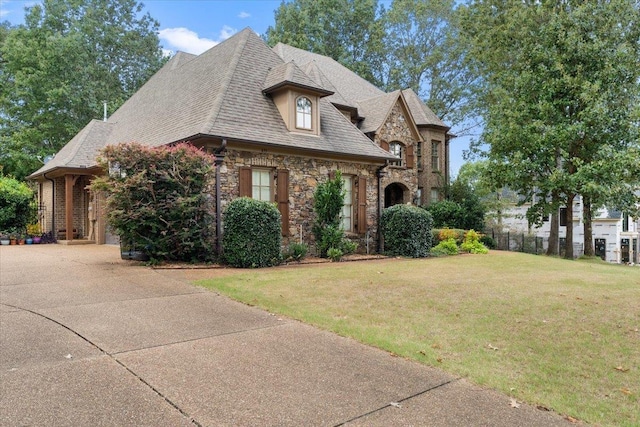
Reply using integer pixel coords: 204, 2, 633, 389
381, 204, 433, 258
222, 197, 282, 268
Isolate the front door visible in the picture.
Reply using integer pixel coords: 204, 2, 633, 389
621, 238, 630, 263
594, 238, 606, 261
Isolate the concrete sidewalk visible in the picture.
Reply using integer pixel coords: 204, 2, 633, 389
0, 245, 571, 426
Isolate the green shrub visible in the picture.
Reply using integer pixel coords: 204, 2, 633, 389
430, 238, 459, 256
283, 242, 308, 262
480, 235, 497, 249
327, 247, 343, 262
222, 197, 282, 268
460, 229, 489, 254
381, 204, 433, 258
313, 171, 357, 257
438, 228, 466, 244
0, 176, 36, 234
92, 142, 215, 263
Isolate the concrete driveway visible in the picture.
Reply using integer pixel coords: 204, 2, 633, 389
0, 244, 571, 426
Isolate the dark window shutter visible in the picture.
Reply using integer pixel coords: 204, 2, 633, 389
239, 167, 252, 197
277, 169, 289, 236
380, 140, 389, 151
357, 177, 367, 234
406, 145, 415, 168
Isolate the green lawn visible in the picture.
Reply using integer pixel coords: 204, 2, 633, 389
195, 251, 640, 426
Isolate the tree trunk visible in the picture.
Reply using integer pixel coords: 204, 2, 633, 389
583, 196, 594, 257
546, 192, 559, 256
565, 193, 574, 259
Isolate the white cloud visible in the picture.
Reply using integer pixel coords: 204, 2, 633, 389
158, 26, 238, 56
238, 11, 250, 19
0, 10, 9, 18
158, 27, 218, 55
218, 25, 237, 41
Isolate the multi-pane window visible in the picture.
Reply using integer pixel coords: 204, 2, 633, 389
341, 175, 353, 231
296, 96, 312, 129
430, 188, 439, 204
252, 169, 272, 201
559, 207, 567, 227
431, 141, 440, 171
416, 142, 423, 170
389, 142, 403, 167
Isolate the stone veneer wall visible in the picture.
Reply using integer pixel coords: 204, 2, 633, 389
373, 100, 419, 203
215, 148, 382, 254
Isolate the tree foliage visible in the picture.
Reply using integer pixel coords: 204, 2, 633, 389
384, 0, 480, 135
265, 0, 386, 87
425, 176, 485, 231
0, 0, 165, 180
463, 0, 640, 258
91, 142, 215, 263
265, 0, 479, 137
0, 175, 36, 234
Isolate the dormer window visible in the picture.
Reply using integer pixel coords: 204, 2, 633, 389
296, 96, 312, 130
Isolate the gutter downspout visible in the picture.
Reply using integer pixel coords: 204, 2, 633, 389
43, 172, 55, 239
214, 139, 227, 255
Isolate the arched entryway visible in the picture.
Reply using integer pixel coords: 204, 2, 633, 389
384, 182, 408, 208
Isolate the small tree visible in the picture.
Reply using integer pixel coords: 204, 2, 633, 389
0, 175, 36, 234
313, 171, 355, 258
381, 204, 433, 258
222, 197, 282, 268
92, 142, 215, 263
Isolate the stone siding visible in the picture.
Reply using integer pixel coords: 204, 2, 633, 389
215, 149, 382, 253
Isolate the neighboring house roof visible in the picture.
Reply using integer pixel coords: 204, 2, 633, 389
29, 120, 113, 177
34, 27, 458, 179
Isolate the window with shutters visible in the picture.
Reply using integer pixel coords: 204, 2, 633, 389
389, 141, 403, 167
341, 175, 353, 231
252, 168, 272, 201
416, 142, 423, 171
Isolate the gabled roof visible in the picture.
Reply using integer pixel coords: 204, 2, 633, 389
401, 89, 449, 129
357, 91, 422, 142
29, 120, 113, 178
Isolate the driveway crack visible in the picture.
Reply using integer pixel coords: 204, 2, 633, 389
333, 377, 461, 426
3, 304, 203, 427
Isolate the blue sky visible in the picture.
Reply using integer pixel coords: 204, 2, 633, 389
1, 0, 467, 175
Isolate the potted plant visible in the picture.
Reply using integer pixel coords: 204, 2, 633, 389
0, 231, 9, 246
27, 224, 41, 244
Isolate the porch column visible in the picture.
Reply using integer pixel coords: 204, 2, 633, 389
65, 174, 74, 241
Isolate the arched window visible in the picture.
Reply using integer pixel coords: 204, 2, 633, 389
296, 97, 312, 129
389, 141, 403, 167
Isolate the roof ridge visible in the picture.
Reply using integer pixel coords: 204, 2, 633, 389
200, 28, 253, 135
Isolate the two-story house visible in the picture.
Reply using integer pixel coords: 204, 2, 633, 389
28, 28, 451, 253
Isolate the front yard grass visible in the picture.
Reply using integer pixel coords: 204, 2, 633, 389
195, 251, 640, 426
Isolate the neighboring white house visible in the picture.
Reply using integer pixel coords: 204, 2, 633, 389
500, 195, 639, 264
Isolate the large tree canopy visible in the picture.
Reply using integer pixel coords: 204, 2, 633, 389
463, 0, 640, 257
265, 0, 479, 137
264, 0, 386, 87
0, 0, 165, 180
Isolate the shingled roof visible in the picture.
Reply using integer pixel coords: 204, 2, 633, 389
30, 27, 399, 179
29, 120, 113, 177
273, 43, 448, 130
